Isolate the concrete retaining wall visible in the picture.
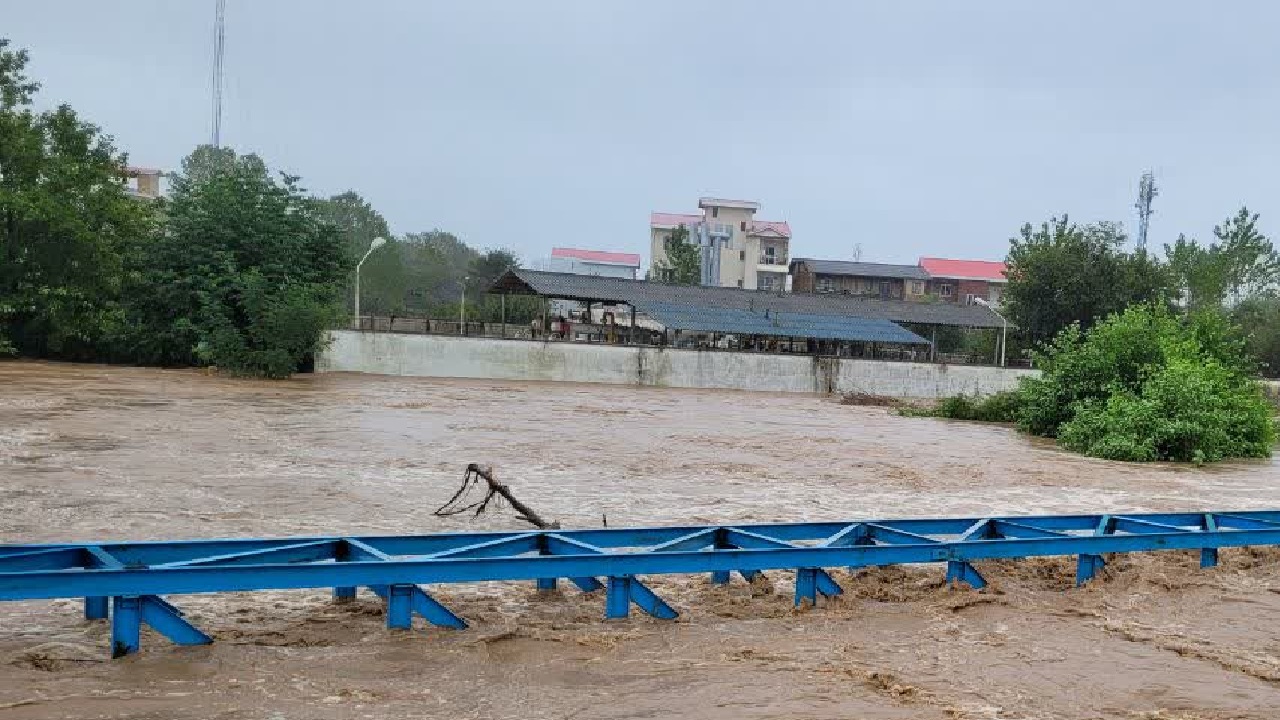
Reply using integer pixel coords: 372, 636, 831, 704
319, 331, 1037, 399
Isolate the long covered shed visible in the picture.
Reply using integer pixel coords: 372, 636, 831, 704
489, 269, 1008, 357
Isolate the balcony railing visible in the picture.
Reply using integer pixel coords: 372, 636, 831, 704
758, 254, 787, 266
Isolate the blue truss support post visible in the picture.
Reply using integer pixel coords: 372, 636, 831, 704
1198, 512, 1218, 568
724, 528, 843, 606
710, 571, 731, 585
795, 568, 818, 606
945, 561, 987, 589
110, 595, 210, 657
1076, 554, 1106, 586
1076, 515, 1112, 587
386, 584, 414, 629
535, 537, 559, 591
602, 575, 676, 620
85, 596, 109, 620
606, 576, 631, 619
343, 538, 467, 629
111, 596, 142, 658
333, 586, 357, 602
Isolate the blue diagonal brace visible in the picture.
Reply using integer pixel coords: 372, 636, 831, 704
111, 595, 212, 657
343, 539, 466, 629
542, 534, 607, 593
945, 561, 986, 589
604, 575, 678, 620
724, 529, 842, 605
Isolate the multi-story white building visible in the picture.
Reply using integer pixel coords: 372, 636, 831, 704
649, 198, 791, 291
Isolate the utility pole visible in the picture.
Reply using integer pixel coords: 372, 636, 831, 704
1134, 171, 1157, 252
211, 0, 226, 148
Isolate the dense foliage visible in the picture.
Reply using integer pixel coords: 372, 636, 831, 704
1, 40, 539, 376
1024, 306, 1272, 462
1003, 217, 1170, 346
0, 39, 154, 360
123, 147, 348, 377
918, 306, 1274, 463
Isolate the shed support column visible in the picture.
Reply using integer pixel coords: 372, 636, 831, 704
931, 326, 937, 362
500, 294, 506, 338
630, 305, 637, 345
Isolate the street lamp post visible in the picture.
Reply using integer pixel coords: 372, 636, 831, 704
460, 276, 471, 335
354, 236, 388, 330
974, 297, 1007, 367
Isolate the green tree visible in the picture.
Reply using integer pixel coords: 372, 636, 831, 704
124, 146, 348, 377
654, 224, 701, 285
1003, 216, 1170, 345
315, 191, 406, 315
1166, 208, 1279, 308
0, 39, 153, 359
468, 248, 519, 289
1232, 294, 1280, 378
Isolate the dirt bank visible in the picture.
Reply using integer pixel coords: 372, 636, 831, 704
1, 361, 1278, 719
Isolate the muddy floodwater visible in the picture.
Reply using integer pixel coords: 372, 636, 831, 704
2, 361, 1280, 719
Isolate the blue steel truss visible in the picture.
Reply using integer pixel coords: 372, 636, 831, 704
2, 510, 1278, 657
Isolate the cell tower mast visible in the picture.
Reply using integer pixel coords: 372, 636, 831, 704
1134, 171, 1157, 251
211, 0, 226, 148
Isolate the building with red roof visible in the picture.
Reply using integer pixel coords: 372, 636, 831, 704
787, 256, 1008, 306
918, 257, 1008, 305
530, 247, 641, 280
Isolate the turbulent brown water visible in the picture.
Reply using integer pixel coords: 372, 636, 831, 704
2, 360, 1279, 719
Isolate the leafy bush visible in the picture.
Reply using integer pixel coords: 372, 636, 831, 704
917, 305, 1275, 463
1058, 357, 1274, 463
1026, 305, 1273, 462
906, 390, 1023, 423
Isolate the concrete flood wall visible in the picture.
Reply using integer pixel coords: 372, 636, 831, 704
320, 331, 1038, 399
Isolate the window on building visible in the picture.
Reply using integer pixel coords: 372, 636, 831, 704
879, 281, 890, 297
940, 283, 953, 297
739, 250, 745, 262
712, 207, 719, 218
909, 280, 924, 295
817, 277, 834, 293
759, 275, 776, 291
737, 279, 743, 288
965, 293, 977, 305
741, 221, 747, 232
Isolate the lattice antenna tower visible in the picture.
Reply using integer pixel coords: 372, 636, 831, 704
211, 0, 226, 148
1134, 171, 1157, 251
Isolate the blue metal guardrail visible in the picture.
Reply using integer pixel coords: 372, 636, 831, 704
2, 510, 1277, 657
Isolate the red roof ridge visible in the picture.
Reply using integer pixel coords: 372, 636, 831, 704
551, 247, 641, 266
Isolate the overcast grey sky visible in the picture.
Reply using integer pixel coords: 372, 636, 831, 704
7, 1, 1279, 265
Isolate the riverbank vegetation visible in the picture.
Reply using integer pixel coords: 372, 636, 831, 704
0, 40, 531, 377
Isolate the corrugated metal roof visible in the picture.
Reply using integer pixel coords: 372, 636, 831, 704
490, 269, 1007, 328
634, 300, 929, 344
790, 259, 929, 280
